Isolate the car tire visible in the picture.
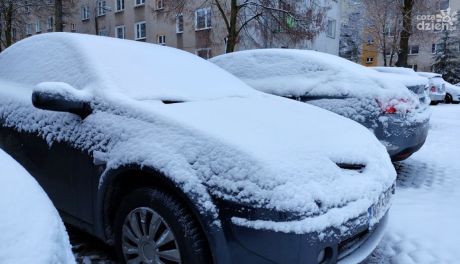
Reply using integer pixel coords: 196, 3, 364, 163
114, 188, 211, 264
445, 94, 453, 104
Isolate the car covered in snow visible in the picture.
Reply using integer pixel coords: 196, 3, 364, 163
414, 72, 447, 105
0, 34, 395, 264
0, 149, 75, 264
211, 50, 430, 161
445, 82, 460, 104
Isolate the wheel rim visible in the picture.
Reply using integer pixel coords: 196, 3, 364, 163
122, 207, 181, 264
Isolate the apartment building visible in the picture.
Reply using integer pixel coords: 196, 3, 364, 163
342, 0, 459, 72
5, 0, 342, 58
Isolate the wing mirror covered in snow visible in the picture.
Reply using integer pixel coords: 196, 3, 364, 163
32, 82, 92, 119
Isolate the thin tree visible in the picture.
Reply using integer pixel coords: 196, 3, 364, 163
165, 0, 329, 53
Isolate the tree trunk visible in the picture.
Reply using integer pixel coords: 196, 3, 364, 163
55, 0, 64, 31
225, 0, 238, 53
395, 0, 413, 67
4, 4, 13, 48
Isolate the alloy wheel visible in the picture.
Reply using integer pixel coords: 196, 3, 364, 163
121, 207, 181, 264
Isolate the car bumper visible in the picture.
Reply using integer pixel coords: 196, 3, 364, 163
372, 112, 430, 161
430, 93, 445, 102
220, 211, 389, 264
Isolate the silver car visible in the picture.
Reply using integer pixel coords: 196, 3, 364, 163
416, 72, 446, 105
212, 49, 430, 161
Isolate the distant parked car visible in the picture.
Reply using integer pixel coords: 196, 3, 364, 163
416, 72, 447, 105
444, 82, 460, 104
212, 49, 430, 161
0, 34, 396, 264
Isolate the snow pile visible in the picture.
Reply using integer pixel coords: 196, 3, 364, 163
0, 34, 396, 234
367, 105, 460, 263
0, 149, 75, 264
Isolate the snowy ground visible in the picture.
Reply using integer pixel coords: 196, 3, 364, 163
69, 105, 460, 264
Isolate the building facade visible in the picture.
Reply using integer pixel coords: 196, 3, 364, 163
4, 0, 342, 59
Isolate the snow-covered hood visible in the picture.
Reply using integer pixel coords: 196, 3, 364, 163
103, 93, 396, 219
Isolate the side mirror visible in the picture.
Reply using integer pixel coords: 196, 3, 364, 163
32, 82, 92, 119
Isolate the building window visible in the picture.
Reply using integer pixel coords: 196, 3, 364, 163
432, 43, 444, 54
81, 5, 90, 20
98, 28, 108, 36
158, 35, 166, 45
35, 20, 41, 33
115, 25, 125, 39
156, 0, 164, 10
12, 28, 17, 40
97, 0, 107, 16
327, 19, 336, 38
135, 0, 145, 6
176, 14, 184, 33
71, 23, 76, 32
196, 48, 211, 59
135, 21, 146, 40
195, 8, 212, 30
26, 24, 33, 36
366, 57, 374, 64
46, 16, 54, 30
115, 0, 125, 11
440, 0, 449, 10
408, 45, 419, 55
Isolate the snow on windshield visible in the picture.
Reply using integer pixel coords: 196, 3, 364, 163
0, 33, 256, 102
211, 49, 415, 100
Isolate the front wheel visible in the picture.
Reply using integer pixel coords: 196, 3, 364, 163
445, 94, 453, 104
114, 188, 211, 264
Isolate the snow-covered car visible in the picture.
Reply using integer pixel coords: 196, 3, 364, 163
444, 81, 460, 104
0, 33, 396, 264
0, 149, 75, 264
415, 72, 447, 105
211, 50, 430, 161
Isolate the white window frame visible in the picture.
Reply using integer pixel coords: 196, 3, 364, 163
176, 14, 184, 33
81, 5, 90, 21
97, 0, 107, 16
98, 28, 108, 36
195, 7, 212, 31
134, 0, 145, 7
46, 16, 54, 30
158, 35, 166, 45
327, 19, 336, 38
156, 0, 164, 10
35, 20, 41, 33
366, 57, 374, 64
115, 25, 125, 39
134, 21, 146, 40
115, 0, 125, 12
26, 24, 33, 36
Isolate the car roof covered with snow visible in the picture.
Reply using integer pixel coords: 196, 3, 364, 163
211, 49, 417, 99
0, 33, 256, 102
371, 67, 428, 87
0, 34, 395, 233
416, 72, 442, 78
0, 149, 75, 264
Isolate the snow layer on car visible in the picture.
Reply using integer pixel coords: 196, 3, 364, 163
0, 33, 255, 102
0, 149, 75, 264
0, 34, 396, 234
211, 49, 418, 100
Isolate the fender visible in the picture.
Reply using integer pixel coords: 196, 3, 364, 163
94, 164, 232, 264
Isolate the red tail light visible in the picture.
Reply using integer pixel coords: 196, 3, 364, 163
431, 86, 437, 92
376, 98, 411, 114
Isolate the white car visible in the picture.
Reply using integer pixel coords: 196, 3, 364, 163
0, 149, 75, 264
445, 82, 460, 104
416, 72, 447, 105
0, 33, 396, 264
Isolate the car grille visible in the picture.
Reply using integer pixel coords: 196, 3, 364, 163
338, 229, 370, 259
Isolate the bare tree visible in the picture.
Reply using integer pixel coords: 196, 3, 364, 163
165, 0, 330, 53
